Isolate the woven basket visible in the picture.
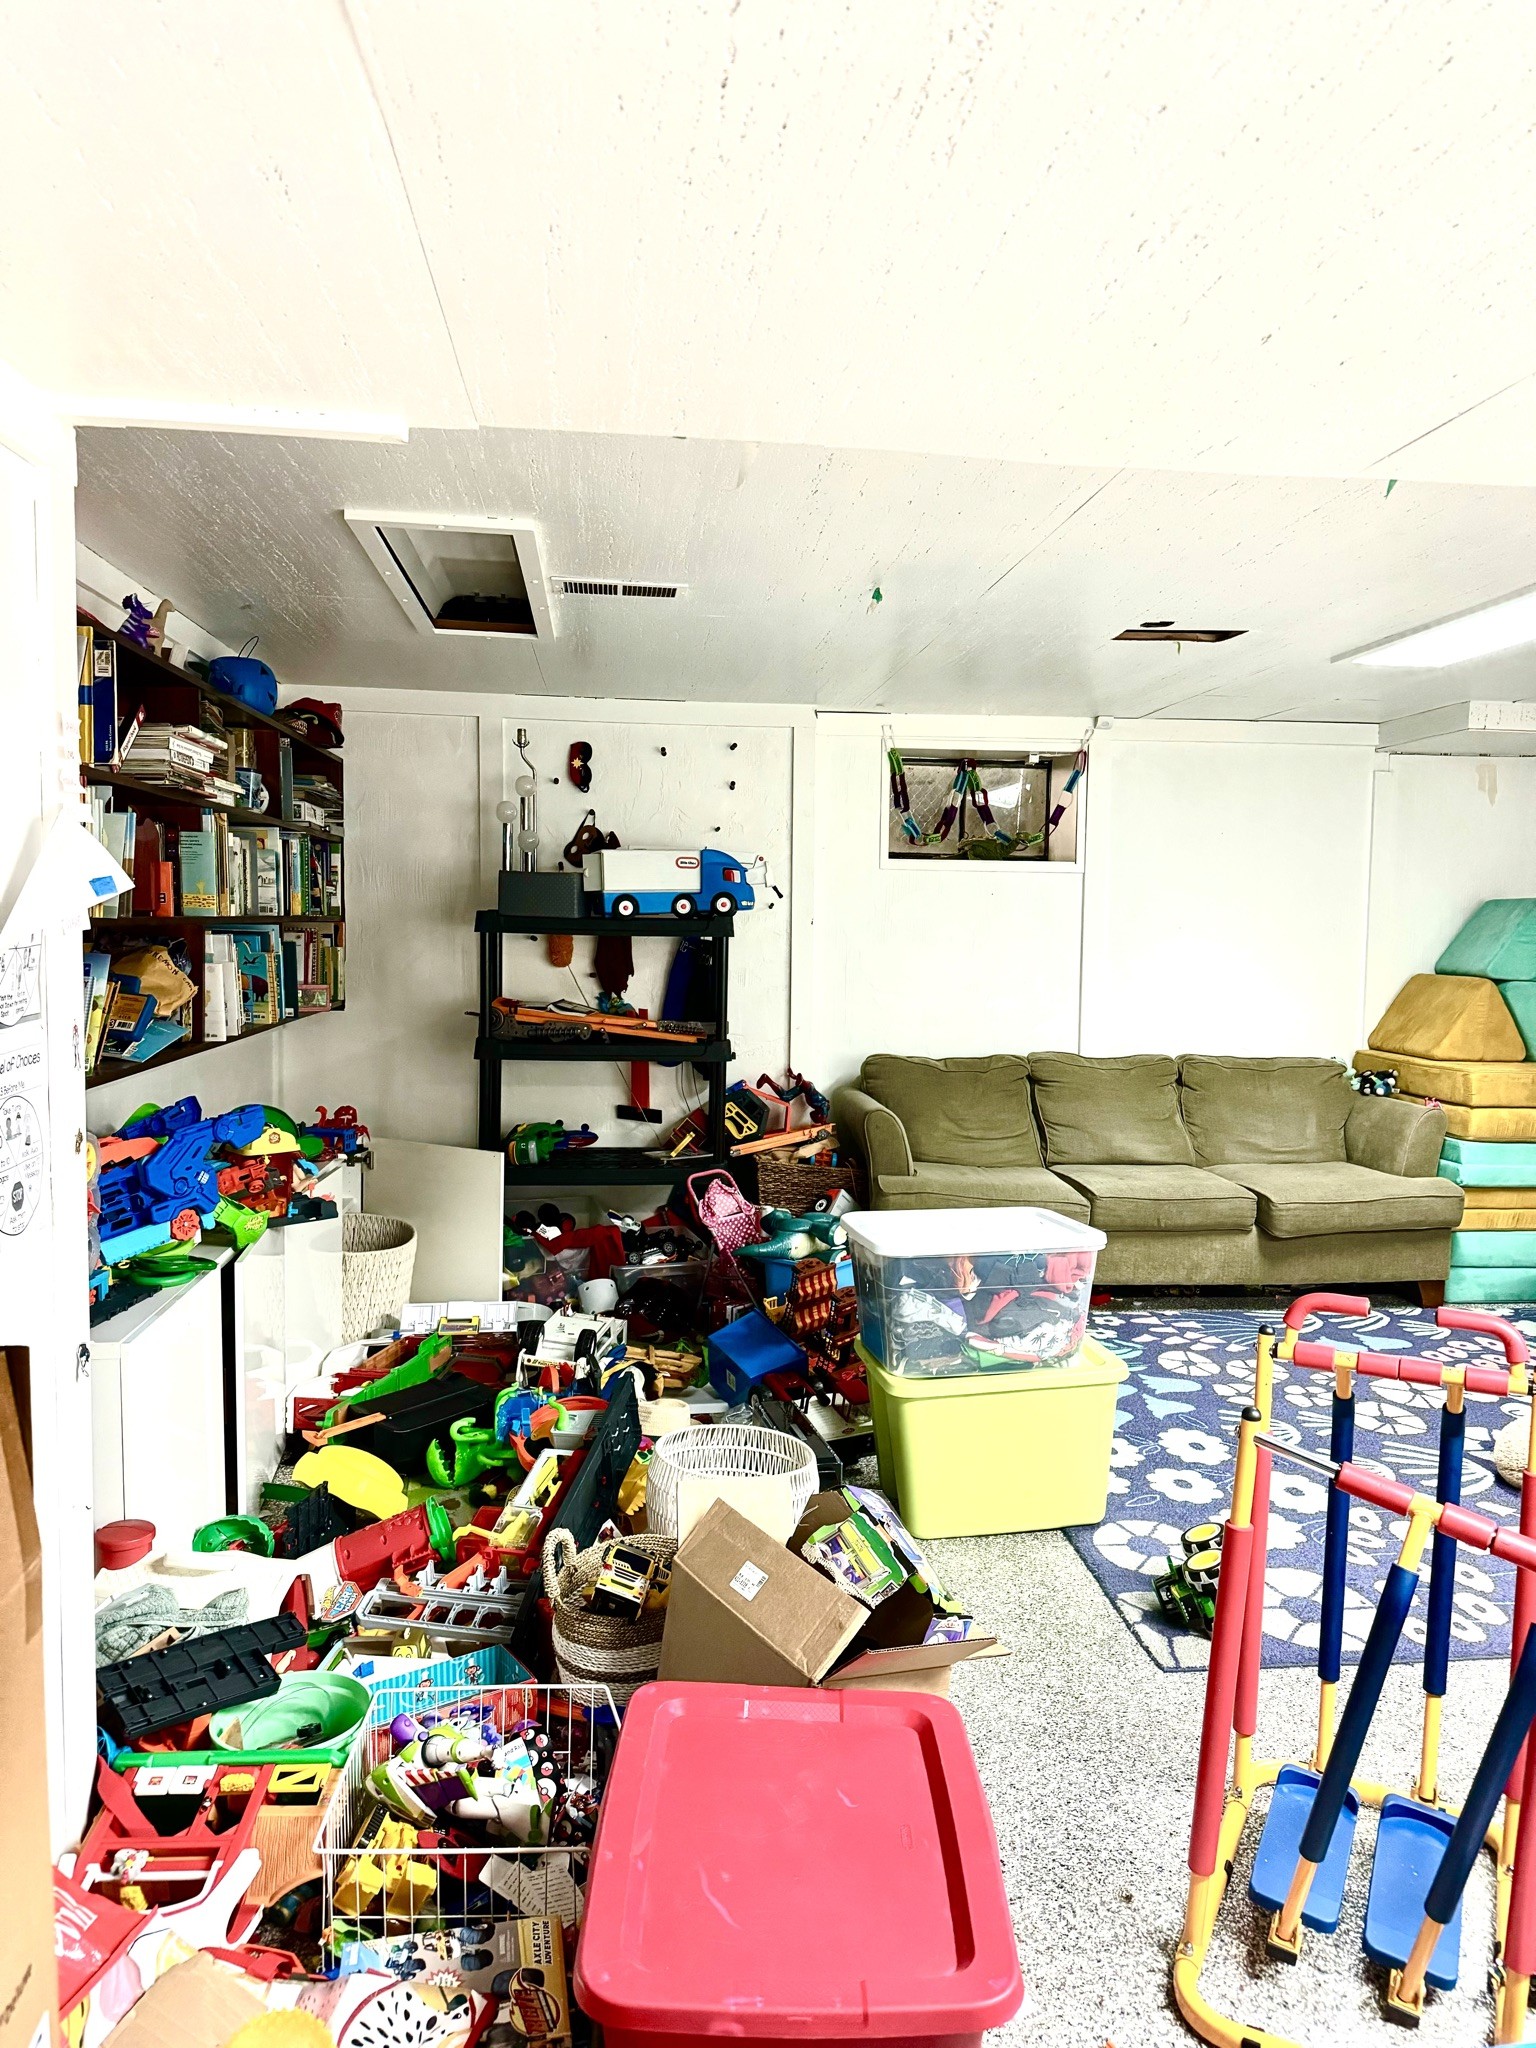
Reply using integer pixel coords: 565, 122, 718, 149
646, 1424, 818, 1540
754, 1155, 865, 1215
341, 1212, 417, 1342
544, 1528, 677, 1706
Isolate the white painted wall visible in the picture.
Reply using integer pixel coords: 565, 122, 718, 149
809, 714, 1089, 1088
1364, 755, 1536, 1037
0, 362, 97, 1847
1079, 727, 1378, 1059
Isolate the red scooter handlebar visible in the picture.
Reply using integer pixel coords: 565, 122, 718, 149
1437, 1305, 1531, 1366
1283, 1292, 1371, 1332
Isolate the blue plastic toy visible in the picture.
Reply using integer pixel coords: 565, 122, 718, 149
97, 1096, 266, 1262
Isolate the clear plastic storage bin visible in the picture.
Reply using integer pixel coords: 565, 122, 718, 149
843, 1206, 1106, 1376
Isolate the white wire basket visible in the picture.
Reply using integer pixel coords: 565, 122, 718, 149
645, 1423, 818, 1538
319, 1673, 618, 1965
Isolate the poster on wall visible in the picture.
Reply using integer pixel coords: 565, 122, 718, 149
0, 930, 47, 1239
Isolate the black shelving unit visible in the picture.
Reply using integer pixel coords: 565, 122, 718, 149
474, 904, 735, 1175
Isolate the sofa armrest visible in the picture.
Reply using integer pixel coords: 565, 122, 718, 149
832, 1085, 915, 1183
1346, 1094, 1448, 1179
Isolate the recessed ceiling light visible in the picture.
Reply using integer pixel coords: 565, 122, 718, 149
1337, 586, 1536, 669
1114, 626, 1246, 643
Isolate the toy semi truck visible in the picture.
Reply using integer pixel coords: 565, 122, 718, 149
581, 847, 763, 919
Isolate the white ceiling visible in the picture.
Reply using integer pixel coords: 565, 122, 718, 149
8, 1, 1536, 486
25, 3, 1536, 717
74, 423, 1536, 718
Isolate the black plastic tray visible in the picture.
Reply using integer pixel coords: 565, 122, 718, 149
97, 1613, 306, 1742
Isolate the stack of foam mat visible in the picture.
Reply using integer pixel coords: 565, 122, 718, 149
1357, 900, 1536, 1304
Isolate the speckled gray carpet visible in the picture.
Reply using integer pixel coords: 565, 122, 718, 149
934, 1526, 1518, 2048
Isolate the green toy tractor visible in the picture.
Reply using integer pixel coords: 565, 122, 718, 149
1153, 1522, 1225, 1635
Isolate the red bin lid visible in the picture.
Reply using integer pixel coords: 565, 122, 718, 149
575, 1683, 1022, 2039
95, 1519, 156, 1570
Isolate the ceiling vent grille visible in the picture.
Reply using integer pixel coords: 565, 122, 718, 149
555, 578, 685, 600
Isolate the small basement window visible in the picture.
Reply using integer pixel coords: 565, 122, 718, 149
344, 510, 554, 640
886, 748, 1084, 863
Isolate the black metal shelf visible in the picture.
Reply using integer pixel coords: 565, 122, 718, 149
504, 1147, 724, 1186
476, 1035, 731, 1065
475, 895, 733, 1159
475, 907, 734, 938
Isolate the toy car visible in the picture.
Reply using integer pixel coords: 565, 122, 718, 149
1153, 1523, 1225, 1635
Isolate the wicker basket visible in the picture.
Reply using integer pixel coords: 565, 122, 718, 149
340, 1211, 417, 1342
754, 1154, 865, 1215
646, 1424, 818, 1540
544, 1528, 677, 1706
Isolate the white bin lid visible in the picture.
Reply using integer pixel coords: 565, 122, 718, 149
842, 1205, 1106, 1257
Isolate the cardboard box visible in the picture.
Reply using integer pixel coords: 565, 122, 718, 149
658, 1499, 865, 1686
658, 1495, 997, 1696
793, 1490, 998, 1697
0, 1354, 56, 2048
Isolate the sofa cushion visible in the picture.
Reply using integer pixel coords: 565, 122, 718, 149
1179, 1056, 1352, 1165
1028, 1053, 1195, 1166
1401, 1096, 1536, 1142
1209, 1162, 1464, 1239
1352, 1050, 1536, 1108
874, 1161, 1090, 1219
1368, 973, 1525, 1062
861, 1054, 1041, 1167
1052, 1164, 1257, 1233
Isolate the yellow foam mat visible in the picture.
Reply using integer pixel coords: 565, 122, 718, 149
1353, 1050, 1536, 1107
1368, 973, 1525, 1063
1464, 1186, 1536, 1209
1457, 1208, 1536, 1230
1401, 1094, 1536, 1141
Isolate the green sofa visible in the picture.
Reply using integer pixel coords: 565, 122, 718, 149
832, 1053, 1463, 1286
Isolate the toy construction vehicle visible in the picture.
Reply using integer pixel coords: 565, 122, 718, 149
1153, 1522, 1225, 1635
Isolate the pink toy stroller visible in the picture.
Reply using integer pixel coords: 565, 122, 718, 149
687, 1169, 766, 1329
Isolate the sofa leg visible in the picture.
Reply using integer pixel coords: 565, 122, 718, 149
1419, 1280, 1446, 1309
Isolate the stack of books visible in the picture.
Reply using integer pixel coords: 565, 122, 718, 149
121, 721, 240, 806
291, 770, 344, 833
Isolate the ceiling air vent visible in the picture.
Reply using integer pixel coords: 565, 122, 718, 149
1114, 622, 1246, 644
554, 578, 686, 600
344, 510, 555, 640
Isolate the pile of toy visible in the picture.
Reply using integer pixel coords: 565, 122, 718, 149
88, 1095, 370, 1304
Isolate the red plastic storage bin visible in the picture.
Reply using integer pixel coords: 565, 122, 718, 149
575, 1682, 1023, 2048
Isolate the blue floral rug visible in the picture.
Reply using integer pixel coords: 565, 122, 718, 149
1070, 1305, 1536, 1672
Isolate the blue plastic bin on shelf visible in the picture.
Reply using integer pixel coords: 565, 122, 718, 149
707, 1311, 806, 1406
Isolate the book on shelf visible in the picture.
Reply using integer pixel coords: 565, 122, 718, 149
230, 926, 283, 1027
83, 949, 112, 1068
77, 626, 93, 762
89, 632, 117, 766
178, 827, 220, 913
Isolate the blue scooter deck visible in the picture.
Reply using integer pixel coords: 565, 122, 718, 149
1250, 1765, 1361, 1934
1363, 1796, 1462, 1991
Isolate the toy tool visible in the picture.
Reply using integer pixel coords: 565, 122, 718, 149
1173, 1294, 1536, 2045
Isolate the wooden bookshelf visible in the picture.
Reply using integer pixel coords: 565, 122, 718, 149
81, 613, 346, 1087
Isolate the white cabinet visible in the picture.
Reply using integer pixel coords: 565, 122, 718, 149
90, 1248, 233, 1549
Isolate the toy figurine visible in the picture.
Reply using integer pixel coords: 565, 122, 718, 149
119, 592, 155, 648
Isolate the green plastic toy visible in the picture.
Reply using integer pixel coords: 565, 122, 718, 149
324, 1332, 453, 1428
425, 1416, 528, 1489
209, 1196, 269, 1250
192, 1514, 276, 1557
